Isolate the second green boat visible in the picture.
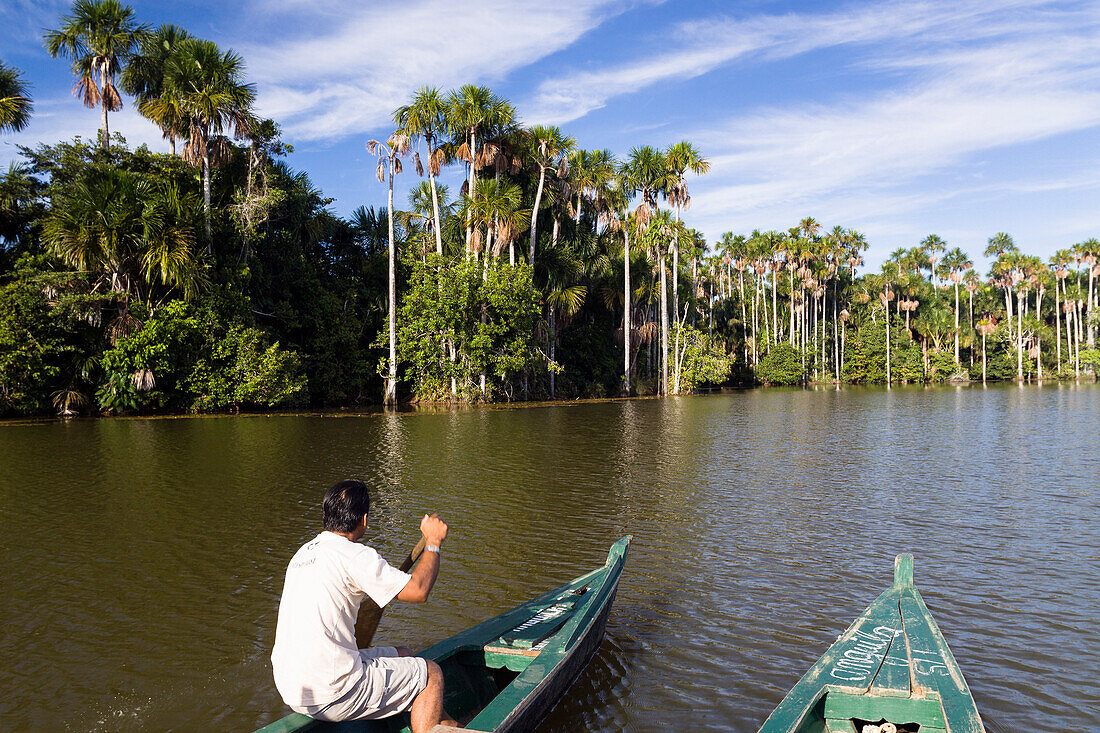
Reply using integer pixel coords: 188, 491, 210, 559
758, 554, 986, 733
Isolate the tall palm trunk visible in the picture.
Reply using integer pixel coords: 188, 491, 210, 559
529, 164, 546, 267
772, 267, 779, 346
101, 96, 109, 151
1055, 278, 1062, 371
385, 159, 397, 406
660, 253, 669, 396
427, 135, 442, 255
465, 131, 477, 254
549, 303, 556, 399
738, 270, 747, 357
789, 272, 796, 346
169, 135, 176, 156
885, 305, 892, 384
954, 280, 961, 365
982, 330, 987, 383
1089, 266, 1096, 348
623, 228, 631, 394
1017, 290, 1024, 381
968, 289, 974, 367
202, 149, 212, 252
833, 280, 839, 381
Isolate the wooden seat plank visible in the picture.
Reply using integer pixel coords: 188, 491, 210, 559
824, 691, 945, 728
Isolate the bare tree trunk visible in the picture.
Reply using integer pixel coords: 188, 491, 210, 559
772, 268, 779, 346
428, 150, 443, 255
465, 131, 477, 254
1017, 290, 1024, 381
549, 303, 556, 398
1086, 265, 1095, 347
623, 228, 631, 395
529, 165, 546, 267
738, 271, 747, 358
969, 290, 974, 367
982, 331, 987, 383
203, 149, 212, 253
169, 134, 176, 156
886, 305, 892, 384
660, 253, 669, 396
385, 161, 397, 406
789, 272, 796, 346
954, 280, 960, 364
101, 101, 109, 151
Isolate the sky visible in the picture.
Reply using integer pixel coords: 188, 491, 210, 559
3, 0, 1100, 271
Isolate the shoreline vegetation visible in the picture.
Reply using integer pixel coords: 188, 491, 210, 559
2, 2, 1099, 418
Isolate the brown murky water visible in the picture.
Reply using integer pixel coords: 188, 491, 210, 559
1, 383, 1098, 731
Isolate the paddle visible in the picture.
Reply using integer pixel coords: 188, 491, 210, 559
354, 536, 428, 649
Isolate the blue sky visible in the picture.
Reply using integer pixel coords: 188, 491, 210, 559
3, 0, 1099, 270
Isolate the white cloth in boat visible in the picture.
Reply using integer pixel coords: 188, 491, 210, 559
272, 531, 417, 708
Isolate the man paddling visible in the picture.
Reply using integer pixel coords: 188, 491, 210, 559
272, 479, 458, 732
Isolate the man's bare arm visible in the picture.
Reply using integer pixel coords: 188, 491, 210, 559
396, 514, 448, 603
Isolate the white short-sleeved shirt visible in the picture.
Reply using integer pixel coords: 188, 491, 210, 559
271, 532, 412, 707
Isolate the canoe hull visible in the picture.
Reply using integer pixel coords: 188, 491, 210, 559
758, 554, 985, 733
490, 567, 622, 732
256, 537, 631, 733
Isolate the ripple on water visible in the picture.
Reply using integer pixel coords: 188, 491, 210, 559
0, 384, 1098, 731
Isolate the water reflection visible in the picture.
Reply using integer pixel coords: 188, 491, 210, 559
0, 384, 1097, 731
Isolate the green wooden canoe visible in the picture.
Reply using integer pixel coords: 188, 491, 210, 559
758, 554, 985, 733
257, 535, 631, 733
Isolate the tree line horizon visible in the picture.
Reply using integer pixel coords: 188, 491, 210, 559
1, 0, 1098, 417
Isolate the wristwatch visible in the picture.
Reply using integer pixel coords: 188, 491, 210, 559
425, 544, 441, 553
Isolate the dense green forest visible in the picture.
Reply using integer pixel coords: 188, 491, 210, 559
1, 1, 1098, 416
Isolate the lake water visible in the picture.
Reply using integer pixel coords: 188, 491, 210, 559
1, 384, 1098, 731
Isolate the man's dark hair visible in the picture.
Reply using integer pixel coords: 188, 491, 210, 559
323, 479, 371, 533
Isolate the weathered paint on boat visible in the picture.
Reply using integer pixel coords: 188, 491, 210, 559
758, 554, 985, 733
256, 536, 631, 733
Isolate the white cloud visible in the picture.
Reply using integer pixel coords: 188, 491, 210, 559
242, 0, 633, 142
682, 22, 1100, 260
524, 0, 1061, 124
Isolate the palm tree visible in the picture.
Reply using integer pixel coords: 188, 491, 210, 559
0, 61, 33, 133
920, 234, 946, 285
367, 131, 413, 406
1050, 249, 1074, 371
624, 145, 671, 394
161, 38, 254, 249
527, 125, 575, 268
42, 168, 205, 324
393, 86, 449, 255
593, 169, 634, 393
663, 141, 709, 392
663, 142, 710, 330
120, 23, 190, 154
447, 85, 505, 255
1076, 238, 1099, 348
937, 246, 972, 365
44, 0, 148, 151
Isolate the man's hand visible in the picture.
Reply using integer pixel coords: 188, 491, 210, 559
421, 514, 448, 546
398, 515, 448, 604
